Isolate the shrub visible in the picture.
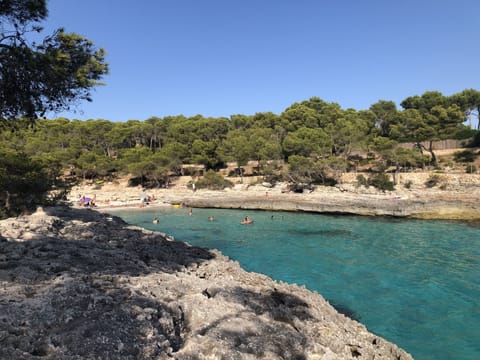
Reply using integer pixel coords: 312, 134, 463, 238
0, 151, 54, 219
425, 174, 442, 188
404, 180, 413, 189
453, 128, 479, 140
466, 165, 477, 174
470, 132, 480, 147
194, 170, 233, 190
356, 174, 368, 187
367, 173, 395, 191
454, 149, 477, 163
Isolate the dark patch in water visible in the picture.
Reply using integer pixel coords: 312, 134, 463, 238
328, 300, 361, 321
289, 229, 353, 237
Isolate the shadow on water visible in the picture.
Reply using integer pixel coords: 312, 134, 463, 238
289, 229, 354, 237
327, 299, 362, 321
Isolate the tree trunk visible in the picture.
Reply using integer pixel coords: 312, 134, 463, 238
5, 191, 10, 210
417, 141, 437, 167
428, 141, 437, 166
477, 105, 480, 130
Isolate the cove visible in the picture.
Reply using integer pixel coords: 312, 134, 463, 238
110, 207, 480, 360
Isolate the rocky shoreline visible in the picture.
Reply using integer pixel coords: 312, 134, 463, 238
3, 173, 477, 358
0, 206, 413, 359
69, 174, 480, 221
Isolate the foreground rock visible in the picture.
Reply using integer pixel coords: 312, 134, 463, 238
0, 207, 412, 359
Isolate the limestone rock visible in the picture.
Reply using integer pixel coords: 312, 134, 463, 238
0, 206, 413, 359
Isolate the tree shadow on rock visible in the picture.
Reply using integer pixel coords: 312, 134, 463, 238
0, 206, 214, 358
187, 287, 315, 359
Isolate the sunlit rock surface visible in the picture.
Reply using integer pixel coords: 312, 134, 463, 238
0, 207, 413, 359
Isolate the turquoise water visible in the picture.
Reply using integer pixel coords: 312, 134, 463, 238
111, 207, 480, 360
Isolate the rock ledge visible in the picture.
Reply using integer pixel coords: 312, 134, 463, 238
0, 207, 413, 359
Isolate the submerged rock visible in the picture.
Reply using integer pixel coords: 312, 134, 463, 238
0, 206, 413, 359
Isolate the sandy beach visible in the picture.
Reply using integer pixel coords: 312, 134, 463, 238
68, 173, 480, 220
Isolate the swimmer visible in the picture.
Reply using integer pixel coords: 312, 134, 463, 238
240, 216, 253, 225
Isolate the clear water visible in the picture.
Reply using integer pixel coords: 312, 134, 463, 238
110, 207, 480, 360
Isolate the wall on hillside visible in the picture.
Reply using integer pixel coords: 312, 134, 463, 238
399, 139, 467, 150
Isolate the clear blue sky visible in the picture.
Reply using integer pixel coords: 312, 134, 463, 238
43, 0, 479, 122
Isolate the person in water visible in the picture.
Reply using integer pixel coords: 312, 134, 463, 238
208, 216, 215, 221
241, 216, 253, 224
153, 216, 159, 224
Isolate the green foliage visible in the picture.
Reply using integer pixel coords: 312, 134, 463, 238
471, 132, 480, 147
367, 173, 395, 191
283, 127, 332, 158
369, 100, 398, 137
1, 83, 479, 201
217, 129, 251, 166
0, 150, 53, 218
356, 173, 395, 191
286, 155, 318, 184
0, 0, 47, 23
466, 165, 477, 174
453, 127, 478, 140
454, 149, 477, 163
0, 0, 107, 217
0, 2, 108, 122
286, 155, 338, 185
356, 174, 368, 187
195, 169, 233, 190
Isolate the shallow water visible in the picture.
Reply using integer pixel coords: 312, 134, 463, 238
111, 207, 480, 360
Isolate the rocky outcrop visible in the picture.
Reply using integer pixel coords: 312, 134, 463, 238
0, 207, 413, 359
175, 190, 480, 220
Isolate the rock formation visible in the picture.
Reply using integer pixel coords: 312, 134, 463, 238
0, 206, 413, 359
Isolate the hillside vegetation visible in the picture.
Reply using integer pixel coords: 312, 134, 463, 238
2, 91, 480, 218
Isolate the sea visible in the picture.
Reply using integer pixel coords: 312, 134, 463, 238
110, 206, 480, 360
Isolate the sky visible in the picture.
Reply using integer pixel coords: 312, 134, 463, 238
42, 0, 480, 122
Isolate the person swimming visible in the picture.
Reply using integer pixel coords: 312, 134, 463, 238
153, 216, 159, 224
240, 216, 253, 225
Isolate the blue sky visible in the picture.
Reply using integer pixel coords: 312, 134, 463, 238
43, 0, 479, 122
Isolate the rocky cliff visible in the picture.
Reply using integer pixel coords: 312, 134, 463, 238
0, 207, 413, 359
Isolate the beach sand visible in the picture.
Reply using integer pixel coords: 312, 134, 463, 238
68, 173, 480, 220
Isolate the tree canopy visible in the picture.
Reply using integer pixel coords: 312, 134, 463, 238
0, 0, 108, 217
0, 0, 108, 123
1, 89, 477, 189
0, 2, 479, 218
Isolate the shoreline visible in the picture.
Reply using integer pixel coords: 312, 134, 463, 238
72, 181, 480, 221
0, 206, 413, 359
